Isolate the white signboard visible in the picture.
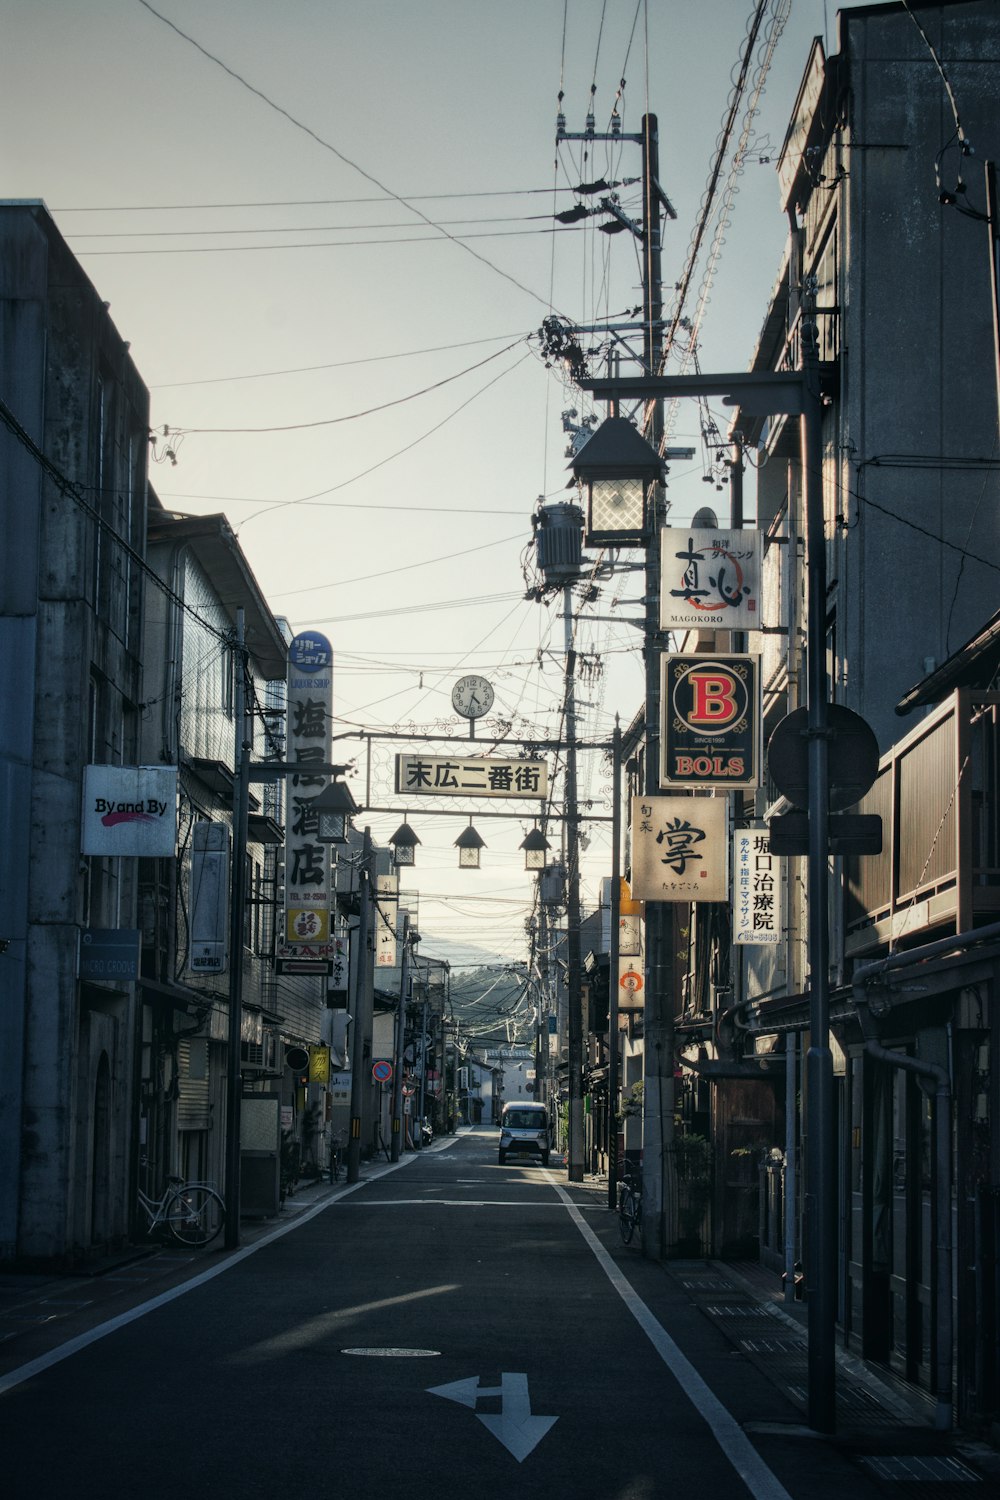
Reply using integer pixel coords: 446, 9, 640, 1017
734, 827, 782, 945
618, 957, 644, 1012
375, 873, 399, 968
618, 911, 641, 957
631, 795, 728, 903
327, 1071, 351, 1105
82, 766, 178, 856
395, 754, 547, 799
660, 528, 761, 632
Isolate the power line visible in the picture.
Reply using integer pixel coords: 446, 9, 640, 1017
135, 0, 567, 314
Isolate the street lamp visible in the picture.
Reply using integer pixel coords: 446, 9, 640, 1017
519, 826, 550, 871
389, 819, 421, 868
455, 819, 486, 869
571, 415, 665, 545
311, 778, 359, 845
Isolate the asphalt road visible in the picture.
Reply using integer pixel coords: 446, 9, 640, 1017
1, 1128, 894, 1500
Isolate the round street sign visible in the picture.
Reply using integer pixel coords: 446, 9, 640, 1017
766, 705, 880, 811
372, 1059, 393, 1084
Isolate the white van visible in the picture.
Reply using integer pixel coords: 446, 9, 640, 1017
498, 1101, 550, 1167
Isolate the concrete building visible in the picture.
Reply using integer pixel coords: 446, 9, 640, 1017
0, 201, 151, 1262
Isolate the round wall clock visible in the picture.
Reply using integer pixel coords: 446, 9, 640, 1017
452, 674, 494, 719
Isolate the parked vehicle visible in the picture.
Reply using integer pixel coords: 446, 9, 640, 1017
498, 1101, 550, 1166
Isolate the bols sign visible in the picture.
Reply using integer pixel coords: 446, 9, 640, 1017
660, 653, 760, 791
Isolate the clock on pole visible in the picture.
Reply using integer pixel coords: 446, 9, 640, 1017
451, 675, 494, 739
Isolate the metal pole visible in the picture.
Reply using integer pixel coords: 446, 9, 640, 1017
784, 1031, 797, 1302
639, 111, 674, 1260
801, 316, 836, 1433
607, 718, 623, 1211
224, 609, 251, 1249
346, 828, 372, 1185
390, 911, 410, 1161
564, 583, 585, 1183
986, 162, 1000, 431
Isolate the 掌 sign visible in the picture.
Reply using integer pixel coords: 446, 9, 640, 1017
631, 796, 728, 902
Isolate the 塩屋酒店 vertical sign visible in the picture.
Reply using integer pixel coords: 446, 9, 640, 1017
660, 653, 760, 791
282, 631, 334, 964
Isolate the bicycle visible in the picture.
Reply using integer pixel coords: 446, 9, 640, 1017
328, 1129, 347, 1184
618, 1170, 642, 1246
137, 1176, 226, 1248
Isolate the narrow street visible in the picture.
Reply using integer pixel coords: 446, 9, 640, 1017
0, 1130, 900, 1500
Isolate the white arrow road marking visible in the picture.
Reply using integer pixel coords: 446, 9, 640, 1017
428, 1372, 558, 1461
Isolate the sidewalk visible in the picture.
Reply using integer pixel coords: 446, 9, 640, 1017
574, 1172, 1000, 1487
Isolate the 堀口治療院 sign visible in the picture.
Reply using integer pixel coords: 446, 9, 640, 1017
395, 754, 547, 799
81, 766, 178, 856
660, 653, 760, 791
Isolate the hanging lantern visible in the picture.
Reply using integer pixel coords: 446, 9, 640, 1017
519, 826, 550, 871
310, 778, 359, 845
455, 820, 486, 870
389, 820, 421, 868
570, 415, 665, 546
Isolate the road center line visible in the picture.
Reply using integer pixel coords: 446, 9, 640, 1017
550, 1181, 795, 1500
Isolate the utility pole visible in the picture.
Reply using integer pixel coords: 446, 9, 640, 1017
224, 608, 251, 1250
346, 828, 372, 1185
563, 582, 585, 1183
639, 112, 676, 1260
607, 717, 623, 1211
391, 910, 410, 1161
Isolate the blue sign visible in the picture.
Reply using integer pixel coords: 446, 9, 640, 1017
289, 632, 333, 674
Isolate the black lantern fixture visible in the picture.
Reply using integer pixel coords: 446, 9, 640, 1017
310, 778, 359, 845
455, 819, 486, 870
389, 819, 421, 868
570, 415, 665, 545
519, 826, 550, 871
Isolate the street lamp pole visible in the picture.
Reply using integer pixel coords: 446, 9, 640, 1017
346, 828, 373, 1185
578, 359, 836, 1431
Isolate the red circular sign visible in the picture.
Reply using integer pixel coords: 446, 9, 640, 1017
620, 970, 643, 994
372, 1059, 393, 1083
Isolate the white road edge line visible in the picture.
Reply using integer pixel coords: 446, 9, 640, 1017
550, 1180, 795, 1500
0, 1148, 430, 1396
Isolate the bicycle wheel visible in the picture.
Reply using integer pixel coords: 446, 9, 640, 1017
618, 1187, 638, 1245
166, 1187, 225, 1247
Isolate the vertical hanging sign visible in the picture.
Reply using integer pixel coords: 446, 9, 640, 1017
375, 874, 399, 968
733, 826, 782, 945
282, 631, 334, 962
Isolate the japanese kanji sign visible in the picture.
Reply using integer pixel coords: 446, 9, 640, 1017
282, 630, 334, 961
660, 653, 760, 791
395, 754, 547, 799
631, 796, 727, 902
375, 873, 399, 968
733, 827, 782, 945
660, 527, 761, 632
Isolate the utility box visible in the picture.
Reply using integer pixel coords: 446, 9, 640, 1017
534, 502, 583, 586
240, 1093, 281, 1218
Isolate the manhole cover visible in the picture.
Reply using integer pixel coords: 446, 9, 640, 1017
341, 1347, 441, 1358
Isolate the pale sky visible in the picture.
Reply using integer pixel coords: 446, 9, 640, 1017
2, 0, 864, 966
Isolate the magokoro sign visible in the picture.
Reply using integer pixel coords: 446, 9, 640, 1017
82, 766, 178, 856
660, 654, 759, 791
660, 528, 761, 632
